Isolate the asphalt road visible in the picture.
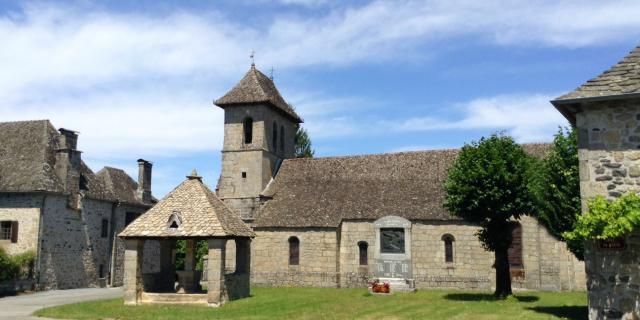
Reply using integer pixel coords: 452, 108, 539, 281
0, 287, 123, 319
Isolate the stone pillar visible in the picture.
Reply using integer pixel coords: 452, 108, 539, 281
123, 239, 143, 305
176, 240, 199, 293
158, 239, 175, 292
207, 238, 227, 307
573, 100, 640, 319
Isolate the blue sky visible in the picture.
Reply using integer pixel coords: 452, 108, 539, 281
1, 0, 639, 197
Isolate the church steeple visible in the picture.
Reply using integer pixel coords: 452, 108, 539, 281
214, 65, 301, 220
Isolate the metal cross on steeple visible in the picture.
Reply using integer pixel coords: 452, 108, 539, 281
250, 50, 255, 66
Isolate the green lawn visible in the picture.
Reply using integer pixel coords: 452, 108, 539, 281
35, 287, 587, 320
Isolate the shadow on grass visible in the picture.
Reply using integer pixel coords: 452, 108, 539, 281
527, 306, 588, 320
444, 293, 539, 302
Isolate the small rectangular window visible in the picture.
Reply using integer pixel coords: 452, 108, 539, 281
380, 228, 405, 254
242, 172, 247, 179
99, 264, 105, 279
125, 212, 139, 226
1, 221, 12, 240
101, 219, 109, 238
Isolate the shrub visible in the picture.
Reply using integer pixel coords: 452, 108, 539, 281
0, 249, 35, 281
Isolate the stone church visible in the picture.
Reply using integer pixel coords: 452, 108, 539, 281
212, 64, 586, 291
0, 120, 156, 290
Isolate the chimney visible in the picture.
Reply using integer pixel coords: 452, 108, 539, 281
55, 128, 83, 210
137, 159, 152, 203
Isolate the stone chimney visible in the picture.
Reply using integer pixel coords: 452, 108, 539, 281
137, 159, 152, 203
55, 128, 83, 209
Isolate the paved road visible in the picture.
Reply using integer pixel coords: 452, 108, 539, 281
0, 287, 123, 319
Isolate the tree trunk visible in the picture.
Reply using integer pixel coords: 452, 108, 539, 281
494, 247, 512, 298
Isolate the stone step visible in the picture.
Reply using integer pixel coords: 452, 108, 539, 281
375, 278, 417, 293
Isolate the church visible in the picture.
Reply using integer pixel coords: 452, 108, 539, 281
210, 64, 586, 291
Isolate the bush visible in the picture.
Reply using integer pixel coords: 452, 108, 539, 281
0, 249, 35, 281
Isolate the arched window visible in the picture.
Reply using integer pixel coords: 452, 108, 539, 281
243, 117, 253, 144
272, 122, 278, 151
288, 236, 299, 265
442, 234, 455, 263
358, 241, 368, 266
280, 125, 285, 152
508, 223, 523, 268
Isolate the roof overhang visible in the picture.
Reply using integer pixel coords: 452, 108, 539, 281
551, 92, 640, 126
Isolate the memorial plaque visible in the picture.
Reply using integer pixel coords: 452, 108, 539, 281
373, 216, 412, 280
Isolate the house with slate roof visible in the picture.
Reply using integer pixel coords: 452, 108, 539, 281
212, 65, 587, 291
0, 119, 155, 290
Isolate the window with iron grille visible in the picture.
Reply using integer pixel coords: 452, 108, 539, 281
288, 236, 299, 265
1, 221, 11, 240
358, 241, 368, 265
442, 234, 455, 263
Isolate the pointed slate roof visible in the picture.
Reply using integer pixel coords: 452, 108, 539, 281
556, 45, 640, 101
215, 65, 303, 123
119, 172, 254, 238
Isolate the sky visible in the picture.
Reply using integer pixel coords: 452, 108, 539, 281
1, 0, 639, 197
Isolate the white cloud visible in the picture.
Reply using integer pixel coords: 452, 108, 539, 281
394, 93, 569, 143
0, 0, 635, 158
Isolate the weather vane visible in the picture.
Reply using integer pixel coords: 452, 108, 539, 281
250, 50, 255, 66
270, 66, 274, 80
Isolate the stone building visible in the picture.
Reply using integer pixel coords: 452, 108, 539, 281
213, 65, 587, 291
553, 46, 640, 319
0, 120, 155, 290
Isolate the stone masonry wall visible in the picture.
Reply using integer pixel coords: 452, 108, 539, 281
0, 194, 41, 256
576, 99, 640, 319
252, 228, 338, 287
111, 204, 154, 287
39, 195, 113, 289
338, 217, 584, 290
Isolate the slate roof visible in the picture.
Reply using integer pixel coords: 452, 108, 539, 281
120, 173, 254, 238
0, 120, 64, 193
255, 144, 550, 228
556, 45, 640, 101
0, 120, 151, 206
215, 65, 303, 123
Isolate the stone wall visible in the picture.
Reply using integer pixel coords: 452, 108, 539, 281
0, 193, 41, 255
110, 204, 150, 287
218, 104, 297, 220
252, 228, 338, 287
575, 99, 640, 319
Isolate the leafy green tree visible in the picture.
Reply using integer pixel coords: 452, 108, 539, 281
531, 127, 583, 260
174, 240, 209, 271
295, 125, 314, 158
443, 133, 535, 298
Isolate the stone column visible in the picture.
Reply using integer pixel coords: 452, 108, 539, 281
207, 238, 227, 307
123, 239, 143, 305
185, 240, 196, 271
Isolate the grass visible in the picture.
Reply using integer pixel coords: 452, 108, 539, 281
35, 287, 587, 320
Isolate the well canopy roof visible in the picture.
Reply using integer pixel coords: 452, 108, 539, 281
555, 45, 640, 101
215, 65, 303, 123
255, 144, 550, 228
120, 173, 254, 238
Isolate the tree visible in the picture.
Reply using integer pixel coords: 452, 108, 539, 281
530, 127, 583, 260
443, 133, 535, 298
295, 125, 314, 158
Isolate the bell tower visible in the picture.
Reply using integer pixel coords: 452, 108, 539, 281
214, 64, 303, 220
